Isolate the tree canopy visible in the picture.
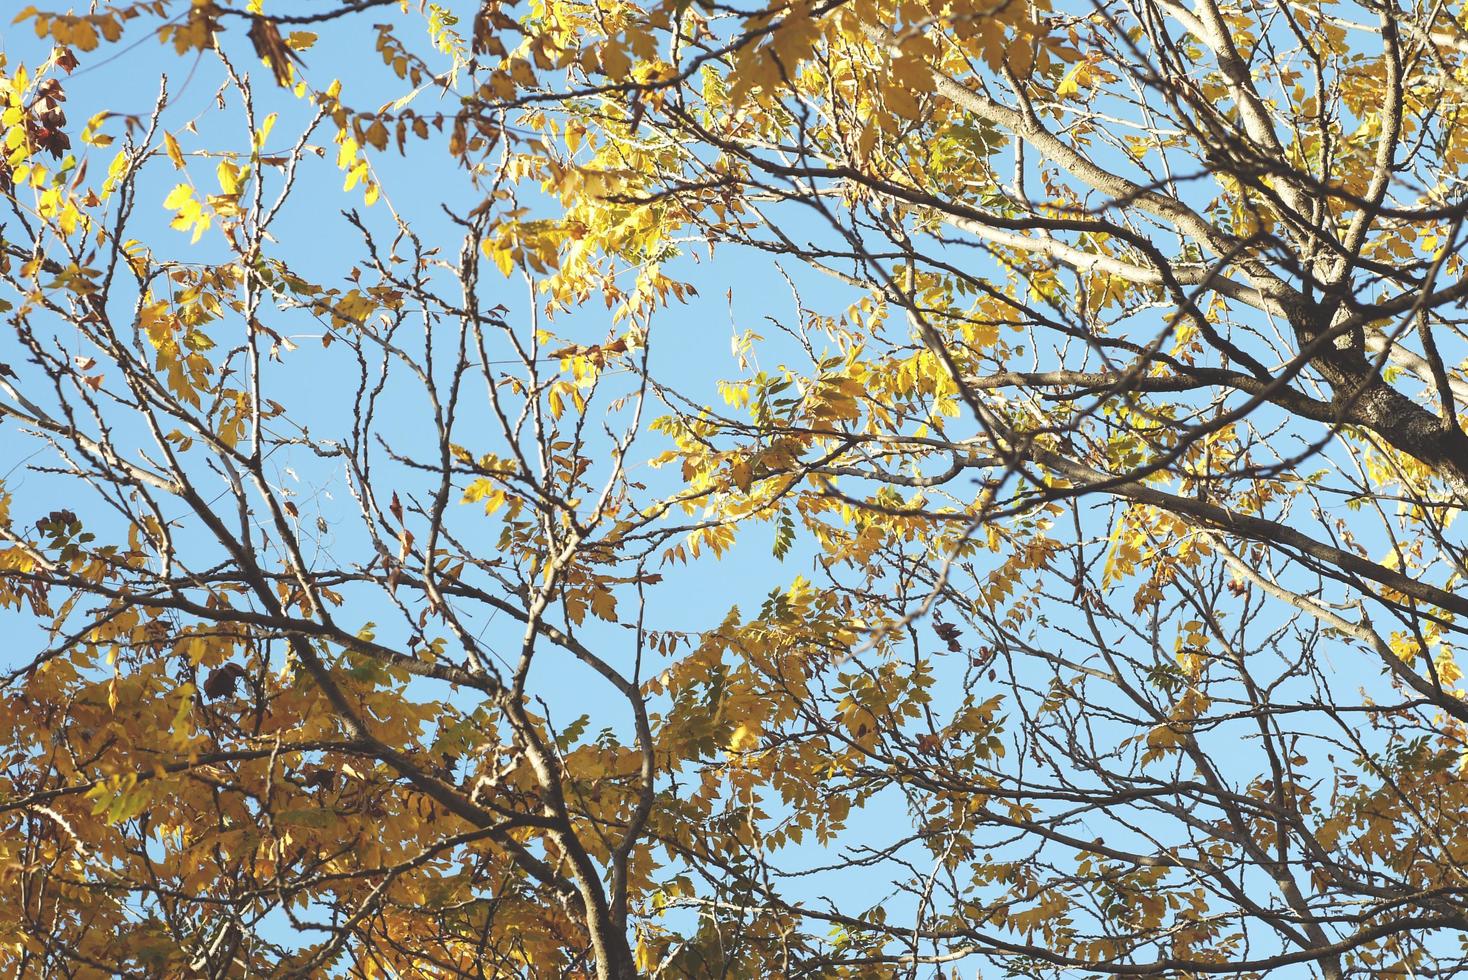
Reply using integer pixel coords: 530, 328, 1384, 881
3, 0, 1468, 976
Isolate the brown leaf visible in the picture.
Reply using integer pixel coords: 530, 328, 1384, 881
302, 768, 335, 791
203, 663, 247, 699
248, 16, 304, 88
31, 79, 70, 158
933, 620, 962, 652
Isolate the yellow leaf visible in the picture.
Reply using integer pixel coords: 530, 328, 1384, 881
462, 479, 507, 515
590, 588, 617, 622
336, 136, 359, 170
216, 160, 241, 196
164, 131, 185, 170
729, 723, 759, 752
163, 183, 193, 210
600, 42, 631, 80
1057, 61, 1093, 98
254, 112, 277, 151
730, 458, 753, 494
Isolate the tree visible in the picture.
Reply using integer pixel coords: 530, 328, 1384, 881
2, 0, 1468, 975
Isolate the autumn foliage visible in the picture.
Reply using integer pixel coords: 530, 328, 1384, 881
3, 0, 1468, 977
